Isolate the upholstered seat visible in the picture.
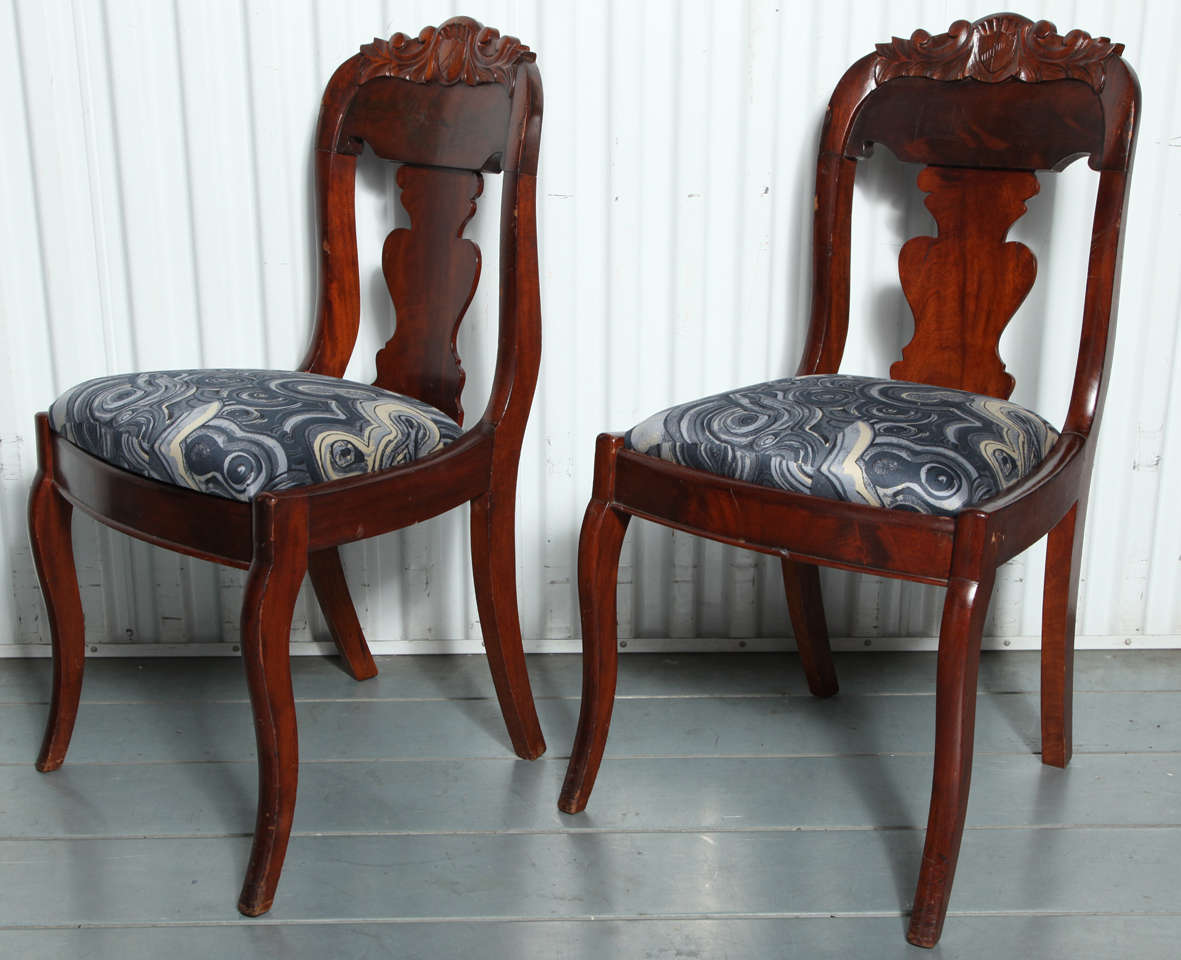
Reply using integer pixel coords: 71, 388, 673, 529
49, 369, 462, 501
625, 374, 1058, 517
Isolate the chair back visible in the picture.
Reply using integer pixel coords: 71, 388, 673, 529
300, 17, 543, 428
800, 14, 1139, 434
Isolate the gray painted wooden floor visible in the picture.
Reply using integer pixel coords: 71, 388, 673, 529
0, 650, 1177, 959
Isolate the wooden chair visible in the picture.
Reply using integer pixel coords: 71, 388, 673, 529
28, 17, 545, 917
558, 13, 1139, 948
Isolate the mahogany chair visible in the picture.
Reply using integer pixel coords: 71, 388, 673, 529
558, 14, 1139, 948
28, 17, 545, 916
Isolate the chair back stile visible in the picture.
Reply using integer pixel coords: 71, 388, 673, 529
801, 15, 1139, 429
299, 19, 543, 430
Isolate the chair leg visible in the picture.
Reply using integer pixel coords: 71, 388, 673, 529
308, 547, 378, 681
29, 416, 85, 773
470, 480, 546, 760
1041, 502, 1084, 769
907, 569, 995, 948
558, 496, 630, 814
238, 495, 307, 917
781, 558, 838, 697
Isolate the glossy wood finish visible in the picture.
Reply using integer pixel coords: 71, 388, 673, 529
910, 524, 997, 947
29, 415, 85, 773
471, 473, 546, 760
893, 167, 1039, 399
339, 79, 512, 171
560, 12, 1140, 950
28, 17, 544, 917
307, 548, 378, 682
375, 165, 482, 424
558, 435, 630, 814
1041, 500, 1085, 768
238, 495, 308, 917
781, 559, 838, 698
613, 447, 956, 584
50, 420, 253, 568
847, 78, 1106, 171
299, 149, 360, 379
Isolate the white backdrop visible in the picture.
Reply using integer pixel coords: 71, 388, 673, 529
1, 0, 1178, 655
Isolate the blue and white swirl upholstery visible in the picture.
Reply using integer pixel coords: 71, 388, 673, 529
625, 375, 1058, 517
49, 369, 463, 502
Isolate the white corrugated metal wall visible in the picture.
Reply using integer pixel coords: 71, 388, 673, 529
0, 0, 1177, 655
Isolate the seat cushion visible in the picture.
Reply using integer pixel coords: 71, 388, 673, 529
49, 369, 463, 501
625, 374, 1059, 516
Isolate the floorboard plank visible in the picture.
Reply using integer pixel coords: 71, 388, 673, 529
2, 690, 1175, 764
1, 651, 1175, 705
0, 916, 1178, 960
0, 829, 1173, 927
1, 755, 1177, 839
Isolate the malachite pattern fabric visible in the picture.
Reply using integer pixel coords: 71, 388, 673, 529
49, 369, 463, 501
625, 374, 1059, 517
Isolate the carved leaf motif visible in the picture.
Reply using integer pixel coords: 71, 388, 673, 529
359, 16, 535, 91
873, 13, 1122, 91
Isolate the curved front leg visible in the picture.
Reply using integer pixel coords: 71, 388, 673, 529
907, 566, 995, 948
238, 494, 308, 917
29, 415, 85, 773
558, 494, 630, 814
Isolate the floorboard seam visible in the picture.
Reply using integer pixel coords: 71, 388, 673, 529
3, 823, 1177, 842
3, 749, 1177, 766
2, 910, 1181, 931
5, 688, 1178, 706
